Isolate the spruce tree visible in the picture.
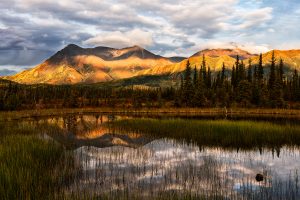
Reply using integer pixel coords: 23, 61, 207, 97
215, 72, 221, 88
239, 60, 246, 81
237, 80, 252, 107
183, 60, 193, 106
221, 62, 226, 84
253, 64, 258, 82
180, 74, 184, 92
268, 51, 276, 89
232, 65, 236, 88
258, 53, 264, 82
193, 66, 198, 87
202, 55, 207, 83
235, 55, 240, 83
193, 72, 206, 107
207, 66, 212, 89
247, 59, 252, 83
269, 51, 284, 107
279, 58, 284, 83
292, 69, 299, 101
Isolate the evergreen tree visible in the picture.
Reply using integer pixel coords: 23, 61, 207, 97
215, 72, 221, 88
206, 66, 212, 89
253, 64, 258, 82
239, 60, 246, 81
221, 62, 226, 84
252, 84, 261, 106
182, 60, 193, 106
180, 74, 184, 92
4, 93, 21, 110
279, 58, 284, 83
193, 66, 198, 87
247, 59, 252, 83
258, 53, 264, 82
292, 69, 299, 101
268, 50, 276, 89
268, 51, 284, 107
232, 65, 236, 88
235, 55, 240, 83
193, 73, 206, 107
237, 80, 252, 107
202, 55, 207, 83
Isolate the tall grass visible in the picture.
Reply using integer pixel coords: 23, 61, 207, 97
112, 119, 300, 149
0, 123, 77, 200
1, 116, 300, 199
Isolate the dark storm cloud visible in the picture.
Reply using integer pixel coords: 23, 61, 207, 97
0, 49, 53, 66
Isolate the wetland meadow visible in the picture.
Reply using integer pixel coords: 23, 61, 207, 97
1, 110, 300, 199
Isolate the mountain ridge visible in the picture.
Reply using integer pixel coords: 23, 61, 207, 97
4, 44, 175, 84
137, 49, 300, 77
191, 48, 255, 59
4, 44, 300, 85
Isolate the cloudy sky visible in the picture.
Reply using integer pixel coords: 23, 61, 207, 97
0, 0, 300, 74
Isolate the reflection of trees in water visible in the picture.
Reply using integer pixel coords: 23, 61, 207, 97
72, 141, 226, 198
61, 115, 108, 136
30, 115, 152, 150
12, 117, 300, 199
63, 115, 78, 133
69, 139, 300, 199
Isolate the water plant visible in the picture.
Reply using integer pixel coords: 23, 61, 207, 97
112, 119, 300, 150
0, 122, 78, 200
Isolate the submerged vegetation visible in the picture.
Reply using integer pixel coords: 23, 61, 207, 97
112, 119, 300, 149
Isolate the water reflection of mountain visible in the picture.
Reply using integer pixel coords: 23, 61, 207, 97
41, 115, 153, 149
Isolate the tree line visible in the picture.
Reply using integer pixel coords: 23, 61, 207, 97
1, 51, 300, 110
178, 51, 300, 108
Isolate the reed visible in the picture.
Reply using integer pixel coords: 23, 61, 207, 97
1, 116, 300, 199
112, 119, 300, 149
0, 123, 77, 200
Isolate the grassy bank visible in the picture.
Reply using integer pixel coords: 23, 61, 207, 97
0, 123, 77, 200
0, 107, 300, 121
112, 119, 300, 149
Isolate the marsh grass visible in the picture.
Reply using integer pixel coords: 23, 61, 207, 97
112, 119, 300, 149
0, 123, 78, 200
1, 116, 300, 199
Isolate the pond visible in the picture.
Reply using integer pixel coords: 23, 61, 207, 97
4, 115, 300, 199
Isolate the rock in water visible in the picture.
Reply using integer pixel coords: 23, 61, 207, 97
255, 174, 264, 182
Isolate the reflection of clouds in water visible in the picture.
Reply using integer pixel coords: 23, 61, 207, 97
206, 148, 300, 178
73, 139, 300, 198
16, 116, 300, 198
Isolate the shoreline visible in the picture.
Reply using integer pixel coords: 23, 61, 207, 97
1, 108, 300, 121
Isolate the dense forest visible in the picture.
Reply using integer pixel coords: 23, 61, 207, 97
1, 51, 300, 111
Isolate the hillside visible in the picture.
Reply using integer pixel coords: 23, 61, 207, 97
137, 55, 237, 76
4, 44, 175, 84
191, 48, 254, 59
4, 46, 300, 85
137, 49, 300, 77
245, 50, 300, 69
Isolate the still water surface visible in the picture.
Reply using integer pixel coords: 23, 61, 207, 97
24, 115, 300, 199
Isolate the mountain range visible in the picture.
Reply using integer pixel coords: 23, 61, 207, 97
3, 44, 300, 85
4, 44, 179, 84
137, 49, 300, 77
